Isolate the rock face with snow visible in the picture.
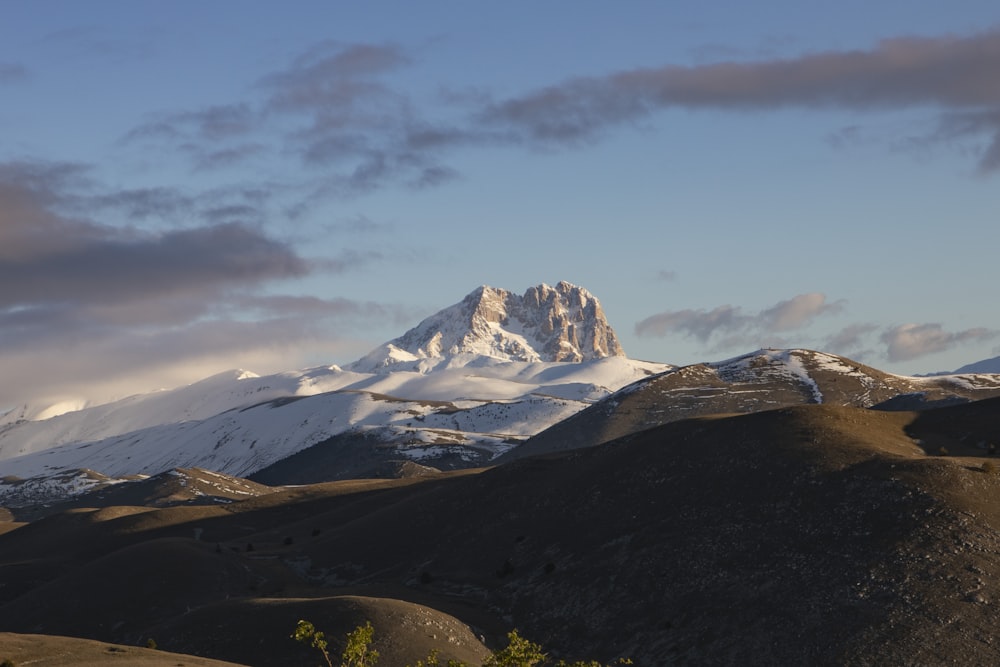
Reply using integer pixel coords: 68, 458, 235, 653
349, 281, 624, 372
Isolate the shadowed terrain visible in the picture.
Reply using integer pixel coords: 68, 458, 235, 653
501, 349, 1000, 463
3, 398, 1000, 664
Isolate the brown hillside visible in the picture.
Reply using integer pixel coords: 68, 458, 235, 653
2, 400, 1000, 664
502, 349, 1000, 462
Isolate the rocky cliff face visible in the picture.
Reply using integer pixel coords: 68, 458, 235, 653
350, 281, 625, 371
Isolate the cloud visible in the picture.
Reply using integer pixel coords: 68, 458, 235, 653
260, 42, 409, 116
120, 41, 458, 196
481, 28, 1000, 171
0, 159, 394, 406
0, 222, 309, 310
635, 304, 746, 341
125, 104, 258, 145
0, 164, 308, 311
85, 186, 195, 222
929, 109, 1000, 174
655, 269, 677, 282
324, 214, 393, 234
758, 293, 844, 331
193, 143, 268, 171
881, 323, 998, 362
232, 294, 415, 326
0, 316, 379, 410
0, 62, 28, 84
825, 323, 879, 353
635, 293, 842, 343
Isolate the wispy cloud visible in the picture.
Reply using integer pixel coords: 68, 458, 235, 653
0, 62, 28, 84
635, 304, 746, 341
481, 28, 1000, 171
824, 323, 879, 360
881, 323, 998, 362
324, 214, 394, 235
655, 269, 677, 282
759, 293, 844, 331
116, 27, 1000, 215
635, 292, 842, 344
121, 41, 461, 197
126, 103, 257, 143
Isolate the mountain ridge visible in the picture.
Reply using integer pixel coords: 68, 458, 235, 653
3, 283, 1000, 510
502, 347, 1000, 462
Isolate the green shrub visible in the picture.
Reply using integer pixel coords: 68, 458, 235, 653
292, 619, 333, 667
342, 621, 379, 667
483, 630, 545, 667
297, 620, 630, 667
293, 619, 379, 667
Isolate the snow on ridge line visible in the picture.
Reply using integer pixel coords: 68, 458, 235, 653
0, 355, 668, 480
779, 351, 823, 404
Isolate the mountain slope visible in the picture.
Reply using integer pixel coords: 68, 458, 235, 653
0, 356, 665, 492
954, 354, 1000, 374
0, 281, 664, 501
503, 348, 1000, 462
4, 399, 1000, 664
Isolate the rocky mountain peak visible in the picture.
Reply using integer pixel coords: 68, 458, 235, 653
350, 281, 625, 372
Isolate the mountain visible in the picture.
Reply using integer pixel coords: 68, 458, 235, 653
953, 354, 1000, 374
0, 357, 666, 504
348, 281, 624, 372
0, 283, 665, 506
503, 348, 1000, 462
5, 399, 1000, 664
4, 283, 1000, 511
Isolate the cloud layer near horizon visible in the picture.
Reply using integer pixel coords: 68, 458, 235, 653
0, 160, 405, 407
635, 292, 843, 345
635, 293, 996, 365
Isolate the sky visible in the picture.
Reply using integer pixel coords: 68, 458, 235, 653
2, 0, 1000, 409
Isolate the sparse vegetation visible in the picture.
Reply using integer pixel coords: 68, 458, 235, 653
295, 622, 631, 667
341, 621, 379, 667
1, 658, 15, 667
982, 460, 997, 474
293, 619, 333, 667
482, 630, 546, 666
293, 619, 379, 667
145, 637, 157, 650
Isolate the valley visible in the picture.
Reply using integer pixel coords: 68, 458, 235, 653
3, 283, 1000, 665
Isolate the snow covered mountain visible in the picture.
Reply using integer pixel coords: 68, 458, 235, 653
0, 282, 665, 506
5, 280, 1000, 511
349, 281, 624, 372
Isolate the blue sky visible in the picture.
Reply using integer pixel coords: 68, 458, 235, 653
2, 0, 1000, 406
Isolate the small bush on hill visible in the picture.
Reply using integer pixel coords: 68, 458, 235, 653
294, 621, 631, 667
293, 619, 378, 667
